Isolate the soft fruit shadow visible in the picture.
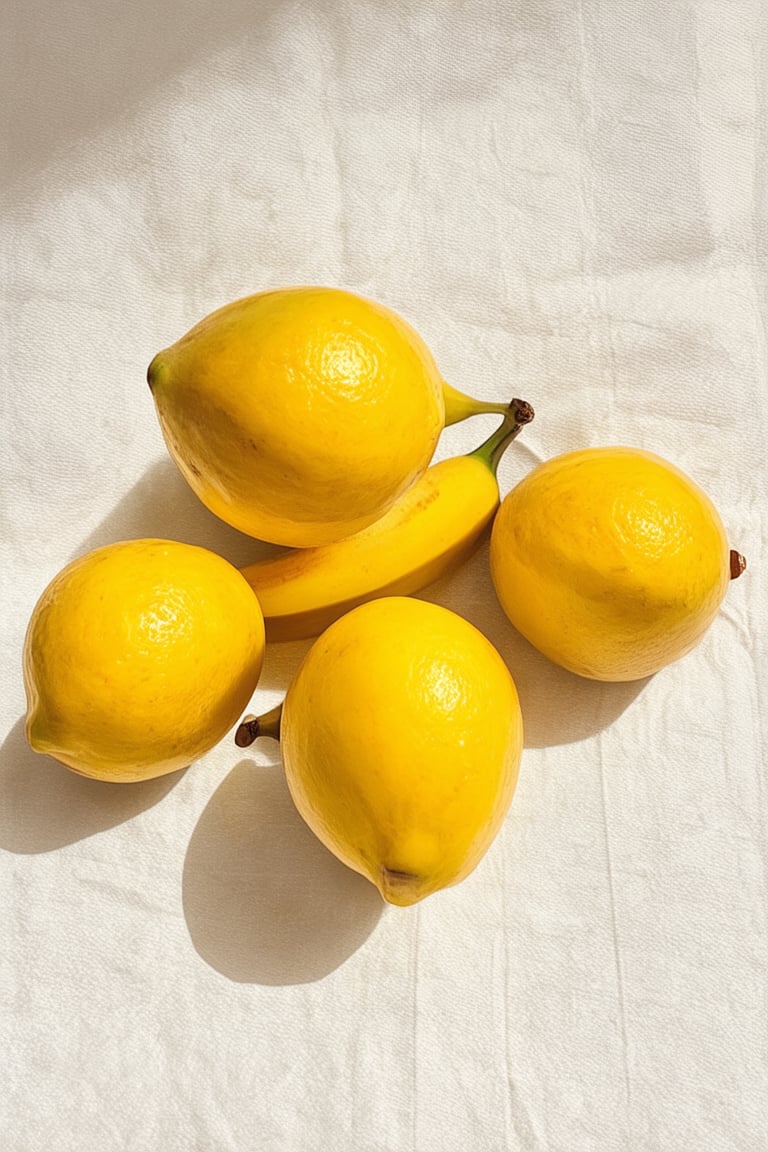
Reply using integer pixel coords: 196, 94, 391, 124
0, 716, 184, 853
73, 455, 279, 572
182, 757, 384, 984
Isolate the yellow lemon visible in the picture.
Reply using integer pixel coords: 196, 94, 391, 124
24, 539, 265, 782
147, 286, 507, 547
275, 596, 523, 906
490, 447, 745, 682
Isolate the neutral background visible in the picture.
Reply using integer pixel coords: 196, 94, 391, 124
2, 2, 766, 1149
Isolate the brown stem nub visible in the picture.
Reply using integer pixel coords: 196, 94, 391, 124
235, 718, 259, 747
509, 398, 535, 426
729, 550, 747, 580
235, 703, 283, 747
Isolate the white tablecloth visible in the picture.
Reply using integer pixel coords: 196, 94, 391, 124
2, 2, 765, 1149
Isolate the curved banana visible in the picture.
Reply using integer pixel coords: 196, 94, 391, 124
239, 399, 534, 642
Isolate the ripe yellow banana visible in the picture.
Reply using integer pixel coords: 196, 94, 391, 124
239, 399, 534, 642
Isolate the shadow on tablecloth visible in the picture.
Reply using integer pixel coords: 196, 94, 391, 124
182, 758, 384, 984
0, 715, 185, 853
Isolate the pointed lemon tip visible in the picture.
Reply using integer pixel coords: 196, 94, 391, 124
25, 709, 48, 754
377, 868, 426, 907
146, 352, 169, 393
25, 708, 66, 763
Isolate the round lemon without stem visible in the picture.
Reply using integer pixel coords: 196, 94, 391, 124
277, 596, 524, 907
24, 539, 265, 782
489, 447, 745, 682
147, 286, 507, 547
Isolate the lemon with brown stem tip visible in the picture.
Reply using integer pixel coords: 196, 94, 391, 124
24, 539, 265, 782
489, 446, 746, 682
237, 596, 524, 906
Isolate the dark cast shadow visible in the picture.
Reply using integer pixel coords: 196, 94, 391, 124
182, 757, 384, 984
0, 716, 184, 854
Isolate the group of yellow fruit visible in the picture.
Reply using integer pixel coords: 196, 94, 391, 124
23, 287, 745, 907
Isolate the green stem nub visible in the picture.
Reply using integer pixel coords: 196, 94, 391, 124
235, 703, 283, 746
470, 398, 535, 474
146, 352, 169, 394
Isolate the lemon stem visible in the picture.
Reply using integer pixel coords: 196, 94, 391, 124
469, 399, 534, 475
729, 550, 747, 580
235, 703, 283, 747
443, 381, 524, 426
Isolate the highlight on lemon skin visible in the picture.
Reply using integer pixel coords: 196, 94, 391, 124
236, 596, 524, 907
23, 539, 266, 783
489, 446, 746, 682
147, 285, 519, 548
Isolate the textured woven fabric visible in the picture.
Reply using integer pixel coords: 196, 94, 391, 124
2, 2, 765, 1149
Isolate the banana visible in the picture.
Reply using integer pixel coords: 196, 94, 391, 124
239, 399, 534, 642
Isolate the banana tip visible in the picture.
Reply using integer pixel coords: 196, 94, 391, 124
510, 399, 534, 425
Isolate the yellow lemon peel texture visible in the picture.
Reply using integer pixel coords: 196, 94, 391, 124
237, 597, 523, 906
24, 539, 265, 781
148, 286, 514, 547
489, 447, 745, 681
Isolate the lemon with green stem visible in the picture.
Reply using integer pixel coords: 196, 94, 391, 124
148, 286, 515, 547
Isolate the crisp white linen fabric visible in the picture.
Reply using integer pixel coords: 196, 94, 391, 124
1, 2, 765, 1149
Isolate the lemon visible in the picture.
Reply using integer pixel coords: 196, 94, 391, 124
24, 539, 265, 782
276, 596, 523, 906
147, 287, 506, 547
490, 447, 744, 682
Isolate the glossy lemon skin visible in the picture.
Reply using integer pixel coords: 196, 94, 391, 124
490, 447, 731, 682
24, 539, 265, 782
280, 597, 523, 906
148, 287, 446, 547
